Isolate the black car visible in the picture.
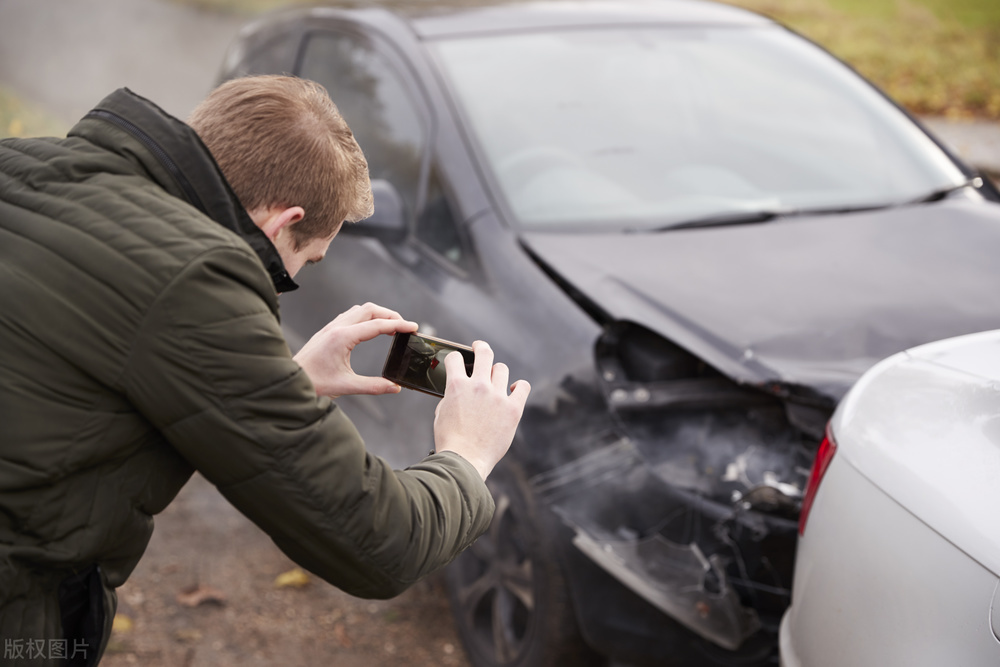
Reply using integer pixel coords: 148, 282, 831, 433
217, 2, 1000, 665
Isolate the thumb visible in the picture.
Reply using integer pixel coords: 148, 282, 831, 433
352, 375, 403, 396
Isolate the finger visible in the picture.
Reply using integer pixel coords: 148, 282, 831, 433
508, 379, 531, 410
491, 362, 510, 393
349, 375, 404, 396
340, 302, 410, 326
329, 303, 364, 327
471, 340, 494, 382
345, 318, 420, 346
443, 350, 467, 391
363, 302, 406, 322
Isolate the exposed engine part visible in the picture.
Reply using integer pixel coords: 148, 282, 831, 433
532, 440, 785, 651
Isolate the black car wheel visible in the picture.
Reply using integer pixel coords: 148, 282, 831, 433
444, 463, 603, 667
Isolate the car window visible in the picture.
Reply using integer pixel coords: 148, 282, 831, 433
416, 167, 464, 265
298, 30, 427, 223
238, 33, 300, 76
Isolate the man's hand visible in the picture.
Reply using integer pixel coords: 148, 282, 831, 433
294, 303, 418, 398
433, 341, 531, 480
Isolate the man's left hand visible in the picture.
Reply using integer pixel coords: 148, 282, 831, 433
294, 302, 418, 397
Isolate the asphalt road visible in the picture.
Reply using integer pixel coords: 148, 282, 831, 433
0, 0, 245, 125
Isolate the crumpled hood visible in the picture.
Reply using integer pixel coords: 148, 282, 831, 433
521, 198, 1000, 401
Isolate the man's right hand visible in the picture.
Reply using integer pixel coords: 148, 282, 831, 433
432, 341, 530, 480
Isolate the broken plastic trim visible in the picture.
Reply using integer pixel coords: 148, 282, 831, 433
571, 525, 761, 651
533, 439, 764, 651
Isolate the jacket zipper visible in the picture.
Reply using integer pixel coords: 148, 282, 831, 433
85, 109, 207, 215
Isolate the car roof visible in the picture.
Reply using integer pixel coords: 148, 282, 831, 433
401, 1, 773, 39
289, 1, 772, 41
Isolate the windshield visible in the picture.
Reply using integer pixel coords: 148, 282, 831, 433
431, 26, 967, 232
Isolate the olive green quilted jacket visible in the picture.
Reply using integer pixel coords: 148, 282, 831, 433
0, 89, 493, 666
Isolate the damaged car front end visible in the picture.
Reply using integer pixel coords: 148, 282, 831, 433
524, 322, 822, 664
447, 189, 1000, 665
444, 198, 1000, 666
447, 311, 828, 666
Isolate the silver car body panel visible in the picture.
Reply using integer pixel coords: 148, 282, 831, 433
781, 455, 1000, 666
834, 329, 1000, 576
781, 329, 1000, 666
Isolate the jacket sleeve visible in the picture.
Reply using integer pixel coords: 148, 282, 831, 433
122, 245, 494, 598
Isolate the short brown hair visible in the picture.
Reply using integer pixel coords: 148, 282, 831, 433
187, 75, 372, 247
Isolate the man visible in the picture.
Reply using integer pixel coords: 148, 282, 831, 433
0, 75, 529, 666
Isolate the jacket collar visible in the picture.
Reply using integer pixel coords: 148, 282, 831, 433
78, 88, 298, 293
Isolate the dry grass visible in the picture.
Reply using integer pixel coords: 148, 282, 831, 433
722, 0, 1000, 119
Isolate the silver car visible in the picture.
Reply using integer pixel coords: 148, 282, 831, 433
780, 329, 1000, 666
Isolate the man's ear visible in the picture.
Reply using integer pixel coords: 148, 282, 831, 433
252, 206, 306, 242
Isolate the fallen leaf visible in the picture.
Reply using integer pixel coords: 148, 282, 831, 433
112, 614, 133, 633
176, 584, 227, 607
174, 628, 203, 643
333, 622, 352, 648
273, 567, 310, 589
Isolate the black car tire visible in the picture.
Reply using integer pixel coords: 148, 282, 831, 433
444, 462, 604, 667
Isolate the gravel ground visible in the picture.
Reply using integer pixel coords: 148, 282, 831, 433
100, 473, 472, 667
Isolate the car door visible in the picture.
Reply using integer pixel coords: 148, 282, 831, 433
277, 23, 487, 467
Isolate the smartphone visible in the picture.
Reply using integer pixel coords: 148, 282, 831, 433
382, 332, 476, 397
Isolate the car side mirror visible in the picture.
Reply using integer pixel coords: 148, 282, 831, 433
342, 179, 407, 244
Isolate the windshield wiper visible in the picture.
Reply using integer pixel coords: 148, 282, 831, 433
636, 198, 928, 233
909, 176, 983, 204
634, 186, 970, 234
639, 208, 792, 233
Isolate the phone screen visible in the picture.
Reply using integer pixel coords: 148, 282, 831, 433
382, 332, 475, 397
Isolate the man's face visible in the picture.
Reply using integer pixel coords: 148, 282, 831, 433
250, 206, 342, 279
274, 226, 340, 278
